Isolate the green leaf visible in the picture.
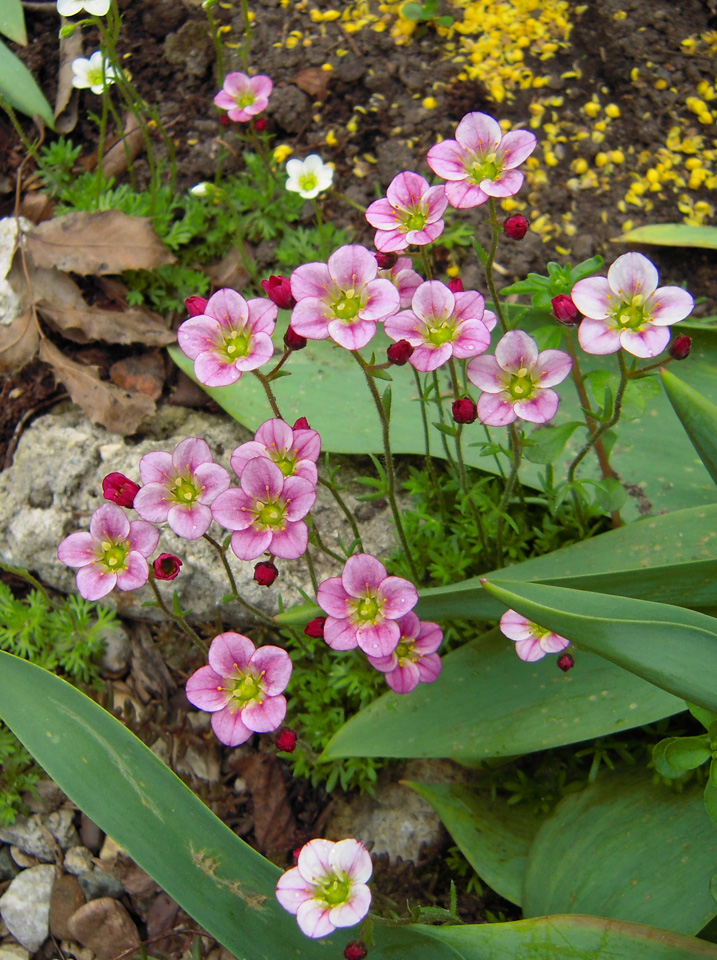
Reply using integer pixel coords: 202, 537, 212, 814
405, 782, 545, 905
0, 0, 26, 44
689, 703, 717, 730
615, 223, 717, 249
706, 762, 717, 825
661, 368, 717, 485
0, 39, 54, 129
654, 736, 711, 777
568, 255, 604, 283
480, 580, 717, 713
522, 769, 717, 934
593, 477, 628, 512
324, 627, 683, 763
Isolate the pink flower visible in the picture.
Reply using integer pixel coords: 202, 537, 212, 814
378, 255, 423, 308
58, 503, 159, 601
466, 329, 572, 426
384, 280, 491, 372
185, 632, 291, 746
367, 612, 442, 694
133, 437, 231, 540
290, 245, 400, 350
177, 288, 277, 387
213, 72, 272, 122
366, 171, 448, 253
499, 609, 570, 662
211, 458, 316, 561
571, 252, 694, 358
427, 112, 536, 209
230, 417, 321, 486
316, 554, 418, 658
276, 838, 372, 939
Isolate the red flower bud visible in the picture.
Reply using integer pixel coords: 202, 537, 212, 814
452, 397, 477, 424
254, 560, 279, 587
185, 296, 208, 317
220, 114, 231, 127
374, 251, 398, 270
304, 616, 327, 639
102, 472, 140, 508
503, 214, 529, 240
387, 339, 414, 365
447, 277, 464, 293
557, 653, 575, 672
669, 335, 692, 360
551, 294, 580, 326
254, 117, 268, 132
153, 553, 182, 581
293, 416, 311, 431
261, 275, 296, 310
276, 727, 298, 752
284, 326, 308, 351
344, 942, 368, 960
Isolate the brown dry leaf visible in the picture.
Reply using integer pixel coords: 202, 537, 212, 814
101, 115, 145, 181
19, 192, 55, 224
54, 26, 82, 134
26, 210, 176, 276
295, 67, 330, 101
0, 310, 40, 374
205, 245, 251, 291
39, 339, 155, 435
236, 754, 296, 859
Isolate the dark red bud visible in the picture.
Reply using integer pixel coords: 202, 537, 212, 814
261, 275, 296, 310
284, 326, 308, 351
557, 653, 575, 672
185, 296, 208, 317
452, 397, 477, 424
344, 943, 368, 960
447, 277, 464, 293
153, 553, 182, 581
669, 335, 692, 360
387, 339, 414, 365
254, 117, 267, 132
304, 616, 327, 639
292, 847, 302, 861
374, 251, 398, 269
293, 416, 311, 431
220, 114, 231, 126
503, 214, 529, 240
102, 472, 140, 508
276, 727, 298, 752
551, 294, 580, 326
254, 560, 279, 587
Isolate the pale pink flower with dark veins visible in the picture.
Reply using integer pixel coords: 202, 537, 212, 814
427, 112, 537, 209
384, 280, 491, 372
213, 72, 272, 122
185, 632, 292, 746
571, 252, 694, 358
500, 609, 570, 662
316, 553, 418, 658
378, 256, 423, 308
367, 612, 443, 694
290, 245, 400, 350
467, 329, 572, 426
230, 417, 321, 485
366, 171, 448, 252
58, 503, 159, 602
211, 458, 316, 561
177, 288, 277, 387
133, 438, 231, 540
276, 838, 372, 939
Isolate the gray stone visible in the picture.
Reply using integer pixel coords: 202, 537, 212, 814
0, 863, 55, 952
0, 945, 30, 960
63, 846, 94, 876
0, 844, 20, 881
267, 85, 312, 134
0, 218, 26, 327
0, 810, 76, 860
163, 22, 212, 78
76, 866, 125, 901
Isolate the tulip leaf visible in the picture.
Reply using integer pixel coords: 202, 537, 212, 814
0, 39, 54, 128
522, 769, 717, 934
0, 0, 26, 45
661, 368, 717, 485
615, 223, 717, 249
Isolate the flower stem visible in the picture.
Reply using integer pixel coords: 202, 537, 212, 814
484, 198, 509, 334
202, 534, 275, 626
252, 370, 282, 418
317, 476, 365, 553
495, 422, 522, 568
411, 367, 447, 520
147, 576, 206, 653
310, 197, 330, 260
449, 359, 489, 557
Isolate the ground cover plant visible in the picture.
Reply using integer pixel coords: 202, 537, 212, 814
1, 1, 717, 959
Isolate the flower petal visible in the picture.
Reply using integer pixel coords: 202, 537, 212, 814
455, 111, 502, 153
379, 576, 419, 619
647, 286, 694, 325
241, 694, 286, 733
276, 867, 312, 915
209, 631, 255, 676
619, 324, 671, 359
76, 564, 116, 601
329, 839, 372, 882
211, 706, 254, 746
477, 392, 517, 426
317, 576, 351, 617
513, 389, 560, 423
167, 502, 212, 540
58, 532, 96, 568
296, 900, 335, 939
607, 252, 658, 299
571, 277, 611, 320
230, 527, 273, 561
328, 245, 377, 290
90, 502, 129, 542
426, 139, 468, 181
115, 552, 149, 591
251, 646, 293, 695
329, 884, 372, 928
298, 838, 334, 881
342, 554, 388, 597
495, 329, 538, 373
577, 317, 622, 355
356, 620, 400, 657
185, 664, 229, 711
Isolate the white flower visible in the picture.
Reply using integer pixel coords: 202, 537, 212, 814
71, 52, 118, 95
285, 155, 333, 199
57, 0, 111, 15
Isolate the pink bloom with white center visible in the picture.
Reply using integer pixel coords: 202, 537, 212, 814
276, 838, 372, 939
366, 172, 448, 253
316, 554, 418, 658
134, 437, 231, 540
427, 112, 537, 209
384, 280, 491, 372
571, 252, 694, 358
378, 256, 423, 308
499, 609, 570, 662
177, 288, 277, 387
58, 503, 159, 602
185, 632, 291, 746
467, 329, 572, 426
290, 245, 400, 350
211, 458, 316, 561
367, 612, 442, 694
213, 72, 272, 122
230, 417, 321, 485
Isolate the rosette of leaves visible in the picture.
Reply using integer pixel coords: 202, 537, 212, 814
653, 703, 717, 823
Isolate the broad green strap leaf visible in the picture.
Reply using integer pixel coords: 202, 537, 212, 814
405, 782, 545, 906
522, 769, 717, 934
481, 580, 717, 713
661, 368, 717, 485
615, 223, 717, 249
324, 627, 683, 763
417, 503, 717, 622
0, 39, 54, 128
0, 0, 26, 44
